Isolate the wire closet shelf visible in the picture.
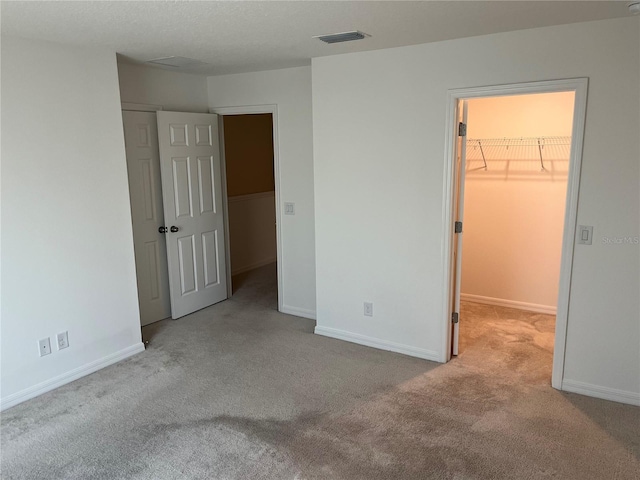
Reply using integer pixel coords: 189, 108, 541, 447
466, 136, 571, 172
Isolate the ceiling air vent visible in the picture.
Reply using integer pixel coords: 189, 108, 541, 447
146, 56, 209, 69
314, 31, 370, 44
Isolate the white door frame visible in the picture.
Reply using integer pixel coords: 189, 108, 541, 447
209, 104, 283, 313
440, 78, 589, 390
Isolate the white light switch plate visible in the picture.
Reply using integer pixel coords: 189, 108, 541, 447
284, 202, 295, 215
364, 302, 373, 317
578, 225, 593, 245
57, 331, 69, 350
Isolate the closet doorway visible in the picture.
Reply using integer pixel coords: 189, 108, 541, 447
222, 113, 277, 294
442, 79, 589, 389
214, 105, 282, 309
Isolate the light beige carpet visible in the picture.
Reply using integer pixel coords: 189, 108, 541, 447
2, 263, 638, 479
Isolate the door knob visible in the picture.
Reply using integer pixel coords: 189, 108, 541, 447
158, 226, 168, 234
170, 226, 179, 233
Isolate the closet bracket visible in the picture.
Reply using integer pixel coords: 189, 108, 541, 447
537, 138, 546, 171
477, 140, 488, 170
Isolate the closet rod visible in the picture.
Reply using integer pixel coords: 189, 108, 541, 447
466, 136, 571, 147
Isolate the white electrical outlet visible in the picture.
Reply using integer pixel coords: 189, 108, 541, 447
57, 331, 69, 350
38, 338, 52, 357
364, 302, 373, 317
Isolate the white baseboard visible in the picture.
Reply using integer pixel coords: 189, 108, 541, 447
231, 258, 277, 276
0, 342, 146, 411
561, 379, 640, 406
461, 293, 556, 315
314, 326, 441, 362
280, 304, 316, 320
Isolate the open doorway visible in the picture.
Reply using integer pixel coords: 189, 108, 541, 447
443, 79, 589, 389
219, 111, 279, 308
459, 92, 573, 376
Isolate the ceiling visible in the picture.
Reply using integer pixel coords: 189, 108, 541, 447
0, 1, 633, 76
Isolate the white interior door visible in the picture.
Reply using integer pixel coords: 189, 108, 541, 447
122, 110, 171, 326
452, 100, 468, 355
157, 112, 228, 319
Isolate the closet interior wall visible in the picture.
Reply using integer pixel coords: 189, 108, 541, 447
223, 113, 277, 277
461, 92, 574, 313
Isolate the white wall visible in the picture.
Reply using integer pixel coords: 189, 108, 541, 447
313, 17, 639, 403
228, 192, 277, 275
461, 93, 573, 312
208, 67, 316, 319
1, 37, 144, 409
118, 62, 209, 112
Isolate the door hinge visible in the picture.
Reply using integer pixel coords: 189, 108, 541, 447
458, 122, 467, 137
452, 312, 459, 324
455, 221, 463, 233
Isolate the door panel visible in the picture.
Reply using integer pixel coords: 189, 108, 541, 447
177, 235, 197, 295
195, 124, 212, 146
197, 156, 215, 214
145, 241, 162, 300
157, 111, 228, 319
172, 157, 193, 218
140, 159, 156, 221
122, 110, 171, 326
170, 124, 189, 146
202, 230, 221, 287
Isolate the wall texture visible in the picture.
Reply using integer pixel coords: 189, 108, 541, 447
224, 113, 275, 197
461, 93, 573, 312
228, 192, 277, 275
208, 67, 316, 319
1, 37, 144, 409
117, 61, 209, 112
312, 17, 639, 403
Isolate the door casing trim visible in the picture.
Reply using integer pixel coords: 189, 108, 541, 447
210, 104, 283, 313
440, 78, 589, 391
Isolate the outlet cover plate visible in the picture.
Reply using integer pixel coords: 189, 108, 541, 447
39, 338, 52, 357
